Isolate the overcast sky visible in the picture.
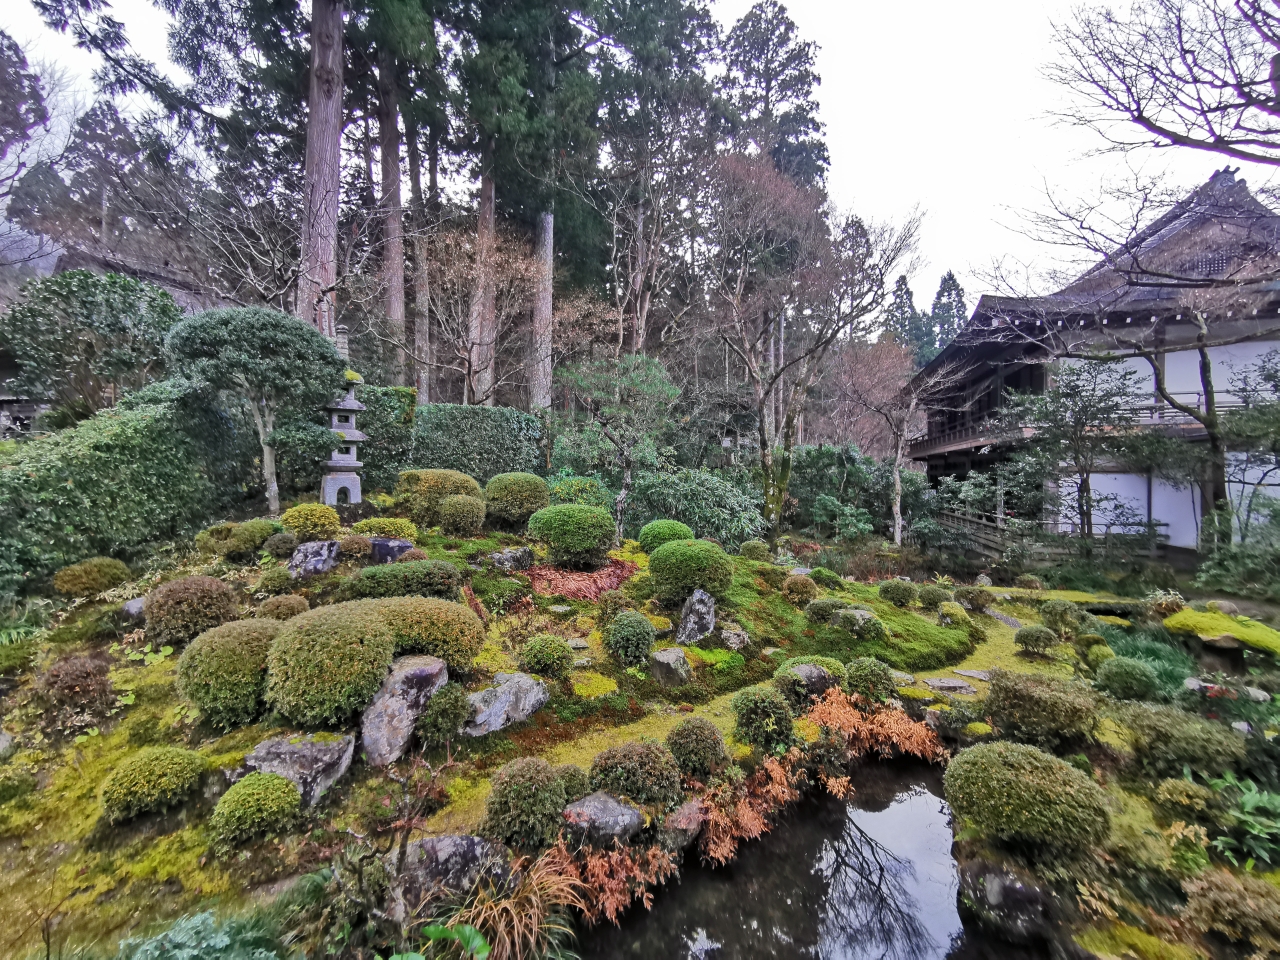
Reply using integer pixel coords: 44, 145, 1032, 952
5, 0, 1278, 311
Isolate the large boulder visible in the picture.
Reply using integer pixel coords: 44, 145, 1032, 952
650, 647, 692, 688
369, 537, 416, 565
675, 589, 716, 646
463, 672, 549, 737
791, 662, 840, 699
488, 547, 533, 573
659, 799, 705, 851
121, 596, 146, 625
362, 656, 448, 767
289, 541, 343, 579
389, 836, 514, 922
562, 791, 644, 846
244, 732, 355, 806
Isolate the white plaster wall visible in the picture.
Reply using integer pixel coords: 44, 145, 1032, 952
1151, 477, 1201, 549
1088, 472, 1149, 524
1164, 341, 1280, 404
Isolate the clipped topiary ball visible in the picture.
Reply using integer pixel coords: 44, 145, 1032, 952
845, 657, 897, 703
439, 494, 486, 537
944, 741, 1110, 855
338, 558, 462, 601
781, 574, 818, 606
954, 585, 995, 612
416, 682, 473, 751
548, 472, 612, 509
485, 472, 551, 528
339, 535, 373, 559
397, 548, 428, 562
805, 596, 850, 624
1096, 656, 1161, 701
666, 717, 727, 780
373, 595, 485, 671
1086, 644, 1116, 670
605, 610, 655, 668
878, 580, 917, 607
146, 575, 238, 647
649, 539, 734, 604
732, 685, 794, 755
739, 540, 771, 562
527, 504, 616, 570
638, 519, 695, 554
351, 517, 419, 540
263, 531, 299, 559
100, 746, 206, 823
917, 585, 951, 611
554, 763, 591, 803
518, 634, 574, 679
808, 567, 845, 590
254, 566, 293, 596
258, 594, 309, 621
984, 669, 1099, 751
1014, 625, 1057, 656
480, 756, 567, 851
53, 556, 131, 597
209, 771, 300, 853
395, 469, 484, 528
178, 620, 281, 729
1040, 599, 1080, 637
589, 741, 683, 807
280, 503, 340, 542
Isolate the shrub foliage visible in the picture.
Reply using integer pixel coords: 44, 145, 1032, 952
101, 747, 206, 823
648, 539, 734, 603
178, 620, 281, 729
528, 504, 616, 570
518, 633, 574, 679
53, 557, 131, 597
605, 610, 655, 667
665, 717, 727, 779
209, 772, 300, 853
985, 669, 1099, 750
638, 519, 694, 554
485, 472, 550, 528
589, 741, 683, 807
146, 575, 238, 647
732, 685, 794, 755
480, 756, 567, 851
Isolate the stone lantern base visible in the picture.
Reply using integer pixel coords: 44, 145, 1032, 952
322, 470, 363, 506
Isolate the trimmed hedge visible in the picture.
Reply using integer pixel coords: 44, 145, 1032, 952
1040, 599, 1080, 636
739, 540, 771, 562
178, 619, 281, 729
805, 596, 850, 624
589, 741, 683, 808
100, 746, 205, 822
146, 575, 239, 647
845, 657, 897, 703
338, 559, 462, 601
877, 580, 917, 607
666, 717, 727, 779
440, 494, 486, 537
548, 472, 612, 509
649, 539, 734, 603
954, 585, 994, 612
208, 771, 300, 854
918, 585, 951, 610
528, 504, 616, 570
781, 574, 818, 606
356, 384, 417, 493
480, 756, 566, 851
732, 685, 794, 755
352, 517, 418, 540
1095, 656, 1160, 700
53, 556, 131, 597
518, 634, 574, 679
638, 519, 694, 554
809, 567, 844, 590
1014, 625, 1057, 655
374, 595, 485, 671
985, 669, 1099, 750
259, 594, 308, 620
605, 610, 655, 667
485, 472, 550, 528
280, 503, 340, 541
411, 403, 542, 482
394, 469, 483, 528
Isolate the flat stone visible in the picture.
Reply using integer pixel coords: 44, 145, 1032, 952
676, 589, 716, 646
563, 791, 644, 846
369, 537, 415, 565
245, 733, 355, 806
464, 672, 549, 737
1184, 677, 1207, 693
488, 547, 533, 573
790, 567, 812, 577
1204, 633, 1242, 650
362, 656, 448, 767
549, 605, 574, 615
721, 627, 750, 651
288, 540, 342, 578
389, 836, 513, 922
650, 647, 692, 688
924, 677, 977, 695
121, 597, 146, 623
891, 670, 915, 684
660, 799, 705, 850
954, 669, 991, 681
567, 637, 589, 650
790, 662, 840, 698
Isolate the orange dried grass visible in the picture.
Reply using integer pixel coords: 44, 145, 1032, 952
526, 559, 638, 601
698, 750, 806, 866
567, 840, 679, 926
806, 688, 948, 763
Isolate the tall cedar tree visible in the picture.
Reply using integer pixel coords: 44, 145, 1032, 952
929, 270, 967, 352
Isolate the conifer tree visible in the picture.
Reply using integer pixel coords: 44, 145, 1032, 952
930, 270, 967, 351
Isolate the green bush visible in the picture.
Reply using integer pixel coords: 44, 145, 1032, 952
279, 503, 340, 541
774, 656, 847, 711
985, 669, 1099, 750
485, 472, 550, 528
254, 566, 293, 595
1095, 656, 1161, 701
178, 620, 281, 729
833, 608, 889, 645
355, 384, 417, 493
877, 580, 917, 607
411, 403, 543, 482
805, 596, 850, 624
845, 657, 897, 703
944, 742, 1110, 855
808, 567, 844, 590
0, 767, 36, 805
1014, 625, 1057, 656
263, 531, 298, 559
416, 682, 472, 751
518, 634, 574, 679
373, 595, 485, 671
52, 556, 131, 597
752, 563, 788, 590
937, 601, 970, 628
146, 575, 239, 647
595, 589, 629, 628
527, 504, 616, 570
195, 519, 275, 562
739, 540, 771, 562
1183, 869, 1280, 955
394, 469, 483, 527
352, 517, 419, 540
1015, 574, 1044, 590
480, 756, 566, 851
100, 747, 206, 823
638, 519, 695, 554
265, 602, 395, 726
954, 585, 994, 612
554, 764, 591, 803
1114, 703, 1247, 779
626, 468, 764, 548
1086, 644, 1116, 670
605, 610, 655, 667
732, 685, 794, 755
339, 535, 372, 559
1040, 598, 1080, 636
918, 585, 951, 611
589, 741, 683, 807
781, 574, 818, 606
258, 594, 308, 620
548, 471, 612, 509
649, 539, 734, 603
338, 559, 462, 601
208, 772, 300, 853
439, 494, 486, 537
665, 717, 727, 779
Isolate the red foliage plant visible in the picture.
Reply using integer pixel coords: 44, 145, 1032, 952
550, 839, 678, 927
698, 749, 806, 866
526, 559, 637, 602
806, 688, 948, 764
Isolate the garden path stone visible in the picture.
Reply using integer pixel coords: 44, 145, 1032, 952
924, 677, 977, 695
389, 836, 514, 922
244, 732, 354, 806
362, 656, 448, 767
988, 611, 1021, 629
562, 791, 644, 845
954, 669, 991, 682
567, 637, 589, 650
288, 540, 342, 578
676, 589, 716, 645
368, 537, 415, 565
463, 672, 549, 737
650, 647, 692, 687
488, 547, 533, 572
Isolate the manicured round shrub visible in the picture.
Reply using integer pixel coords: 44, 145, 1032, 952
774, 656, 848, 711
480, 757, 567, 851
395, 469, 483, 527
732, 685, 794, 755
753, 563, 789, 590
178, 620, 281, 729
548, 472, 612, 509
638, 519, 695, 554
53, 556, 130, 597
554, 764, 591, 803
878, 580, 918, 607
649, 539, 734, 603
258, 594, 309, 620
739, 540, 771, 562
416, 682, 473, 750
263, 531, 299, 559
439, 494, 486, 537
833, 608, 890, 645
845, 657, 897, 703
518, 634, 574, 679
397, 548, 428, 562
954, 585, 995, 612
527, 504, 616, 570
937, 601, 971, 628
1096, 656, 1161, 701
985, 669, 1099, 750
1117, 703, 1247, 779
665, 717, 727, 780
781, 574, 818, 606
351, 517, 419, 540
809, 567, 845, 590
40, 654, 114, 726
1040, 598, 1080, 636
339, 535, 373, 560
485, 472, 550, 528
805, 596, 850, 624
280, 503, 340, 541
1014, 625, 1057, 656
339, 559, 462, 600
209, 772, 300, 853
944, 742, 1110, 855
1015, 574, 1044, 590
195, 519, 275, 562
255, 566, 293, 595
146, 575, 238, 647
265, 602, 395, 726
1086, 644, 1116, 670
374, 596, 485, 671
605, 610, 655, 668
918, 585, 951, 611
589, 741, 683, 807
100, 747, 206, 823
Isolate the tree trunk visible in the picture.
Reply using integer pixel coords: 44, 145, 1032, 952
405, 111, 429, 400
892, 424, 907, 546
530, 209, 554, 409
375, 48, 406, 384
614, 459, 632, 545
247, 402, 279, 514
469, 136, 497, 405
296, 0, 344, 338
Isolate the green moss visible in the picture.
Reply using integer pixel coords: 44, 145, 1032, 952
570, 671, 618, 699
1164, 608, 1280, 655
963, 721, 993, 737
1075, 923, 1204, 960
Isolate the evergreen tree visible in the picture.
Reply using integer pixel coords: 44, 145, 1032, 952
880, 275, 935, 367
929, 270, 967, 350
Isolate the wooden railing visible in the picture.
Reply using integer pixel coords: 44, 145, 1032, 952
936, 510, 1169, 560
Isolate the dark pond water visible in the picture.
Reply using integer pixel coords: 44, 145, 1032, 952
580, 761, 1045, 960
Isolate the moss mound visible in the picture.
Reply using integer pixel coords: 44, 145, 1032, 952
258, 594, 309, 620
177, 620, 281, 729
1164, 608, 1280, 655
338, 558, 462, 600
53, 556, 131, 597
781, 574, 818, 606
145, 575, 238, 647
739, 540, 771, 562
352, 517, 419, 540
209, 772, 300, 853
877, 580, 917, 607
649, 539, 734, 604
100, 746, 206, 823
373, 595, 484, 671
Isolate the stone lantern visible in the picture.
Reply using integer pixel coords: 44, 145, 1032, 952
322, 376, 366, 506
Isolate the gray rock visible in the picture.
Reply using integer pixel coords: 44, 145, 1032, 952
549, 605, 574, 615
650, 647, 692, 688
0, 730, 13, 762
567, 637, 589, 650
245, 733, 355, 806
288, 540, 343, 578
954, 669, 991, 682
389, 836, 513, 922
1245, 685, 1273, 703
574, 658, 593, 668
659, 799, 705, 851
790, 567, 812, 577
489, 547, 533, 573
121, 596, 146, 623
988, 611, 1021, 629
790, 662, 840, 698
1204, 633, 1242, 649
925, 677, 977, 695
369, 537, 415, 565
1233, 721, 1253, 734
761, 647, 783, 657
975, 574, 993, 587
362, 656, 449, 767
957, 859, 1055, 944
1184, 677, 1207, 693
676, 589, 716, 646
721, 626, 750, 651
562, 792, 644, 846
1208, 599, 1241, 616
891, 670, 915, 684
464, 672, 549, 736
834, 608, 878, 633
